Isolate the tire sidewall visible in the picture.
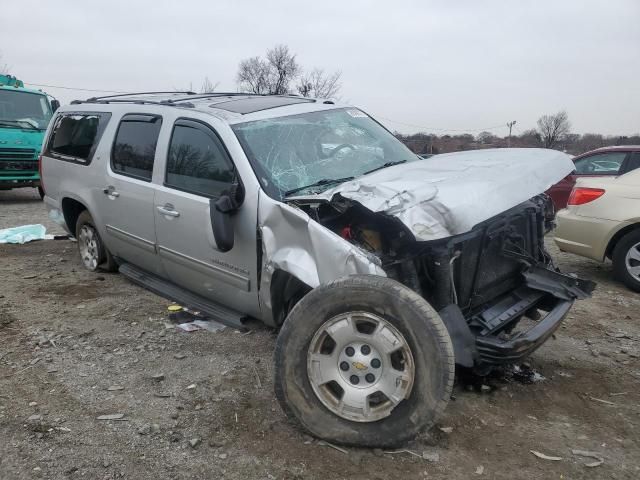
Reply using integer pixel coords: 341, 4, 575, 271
275, 275, 454, 447
613, 230, 640, 292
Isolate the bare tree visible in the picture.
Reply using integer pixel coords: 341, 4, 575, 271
237, 45, 299, 95
297, 68, 341, 98
537, 111, 571, 148
266, 45, 300, 95
236, 56, 270, 94
200, 77, 219, 93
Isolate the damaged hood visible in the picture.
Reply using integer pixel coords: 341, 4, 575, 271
296, 148, 574, 241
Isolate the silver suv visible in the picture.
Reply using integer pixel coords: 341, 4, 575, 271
41, 92, 594, 447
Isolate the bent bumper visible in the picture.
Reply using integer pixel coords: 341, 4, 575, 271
475, 299, 572, 364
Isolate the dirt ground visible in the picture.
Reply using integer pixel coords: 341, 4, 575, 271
1, 189, 639, 480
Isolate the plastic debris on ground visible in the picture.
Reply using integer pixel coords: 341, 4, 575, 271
167, 304, 226, 333
0, 224, 52, 244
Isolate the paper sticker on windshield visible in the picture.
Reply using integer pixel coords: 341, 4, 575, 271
346, 109, 367, 118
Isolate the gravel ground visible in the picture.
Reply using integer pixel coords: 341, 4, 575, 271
0, 189, 639, 479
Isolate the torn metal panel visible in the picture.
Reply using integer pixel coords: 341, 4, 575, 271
257, 191, 386, 319
292, 148, 574, 241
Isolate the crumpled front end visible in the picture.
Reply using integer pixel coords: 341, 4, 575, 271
257, 191, 386, 325
298, 148, 575, 242
261, 148, 593, 367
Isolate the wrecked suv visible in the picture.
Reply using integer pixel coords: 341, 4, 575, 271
41, 93, 594, 447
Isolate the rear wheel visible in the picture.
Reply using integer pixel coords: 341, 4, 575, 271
613, 229, 640, 292
37, 186, 44, 200
274, 275, 454, 447
75, 210, 117, 272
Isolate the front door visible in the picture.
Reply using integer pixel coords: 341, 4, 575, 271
99, 113, 163, 276
153, 118, 259, 317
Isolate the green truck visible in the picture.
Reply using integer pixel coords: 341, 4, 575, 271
0, 74, 59, 198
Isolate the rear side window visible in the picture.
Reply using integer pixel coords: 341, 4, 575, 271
165, 120, 236, 197
111, 114, 162, 181
624, 152, 640, 173
574, 151, 626, 175
46, 112, 111, 163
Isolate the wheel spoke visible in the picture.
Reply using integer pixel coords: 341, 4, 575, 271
628, 265, 640, 277
375, 324, 405, 355
376, 369, 412, 405
308, 352, 340, 385
628, 246, 640, 263
339, 385, 369, 414
325, 315, 357, 344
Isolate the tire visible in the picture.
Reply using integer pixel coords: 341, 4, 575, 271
612, 229, 640, 292
274, 275, 455, 448
37, 186, 45, 200
75, 210, 117, 272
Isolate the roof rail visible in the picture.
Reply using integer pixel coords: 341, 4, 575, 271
84, 91, 197, 102
70, 98, 195, 108
168, 92, 266, 103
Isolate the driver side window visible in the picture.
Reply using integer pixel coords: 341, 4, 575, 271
165, 120, 237, 198
574, 152, 626, 175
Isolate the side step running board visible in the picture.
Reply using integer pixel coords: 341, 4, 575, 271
119, 263, 246, 330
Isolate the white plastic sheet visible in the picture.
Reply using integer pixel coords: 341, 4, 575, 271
0, 224, 51, 244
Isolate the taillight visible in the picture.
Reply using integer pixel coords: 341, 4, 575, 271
38, 154, 45, 195
567, 187, 605, 205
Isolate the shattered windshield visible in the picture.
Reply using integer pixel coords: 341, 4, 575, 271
232, 108, 417, 198
0, 89, 53, 130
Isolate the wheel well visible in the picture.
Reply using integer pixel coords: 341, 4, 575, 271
270, 270, 312, 326
606, 223, 640, 259
61, 198, 87, 236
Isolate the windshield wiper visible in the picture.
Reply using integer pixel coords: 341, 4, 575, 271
363, 160, 407, 175
285, 176, 355, 196
0, 120, 21, 129
0, 119, 40, 130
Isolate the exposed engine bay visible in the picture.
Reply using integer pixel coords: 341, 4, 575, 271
289, 193, 595, 368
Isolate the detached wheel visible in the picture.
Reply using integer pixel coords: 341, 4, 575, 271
274, 275, 454, 447
613, 229, 640, 292
75, 210, 117, 272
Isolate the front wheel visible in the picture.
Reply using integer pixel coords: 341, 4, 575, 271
613, 229, 640, 292
274, 275, 454, 448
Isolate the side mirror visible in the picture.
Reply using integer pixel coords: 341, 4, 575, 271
50, 99, 60, 112
209, 184, 244, 252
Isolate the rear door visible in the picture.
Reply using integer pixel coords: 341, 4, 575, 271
153, 118, 259, 315
99, 113, 163, 276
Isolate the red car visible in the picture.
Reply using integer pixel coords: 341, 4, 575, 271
547, 146, 640, 209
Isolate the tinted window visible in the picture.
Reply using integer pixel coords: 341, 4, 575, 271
48, 113, 110, 162
625, 152, 640, 173
165, 121, 236, 197
111, 114, 162, 181
574, 152, 626, 175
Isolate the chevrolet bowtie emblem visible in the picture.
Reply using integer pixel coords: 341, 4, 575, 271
352, 361, 367, 371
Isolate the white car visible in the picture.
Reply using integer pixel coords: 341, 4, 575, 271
555, 168, 640, 291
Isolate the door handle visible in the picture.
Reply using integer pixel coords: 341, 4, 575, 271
157, 205, 180, 217
103, 187, 120, 198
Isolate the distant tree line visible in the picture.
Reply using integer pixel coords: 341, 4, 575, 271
397, 111, 640, 156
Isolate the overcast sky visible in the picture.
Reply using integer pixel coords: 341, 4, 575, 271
2, 0, 638, 136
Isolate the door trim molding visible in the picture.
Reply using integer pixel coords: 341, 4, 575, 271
105, 224, 156, 253
158, 245, 250, 291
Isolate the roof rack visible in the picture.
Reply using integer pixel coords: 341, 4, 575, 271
70, 98, 195, 108
84, 91, 197, 102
